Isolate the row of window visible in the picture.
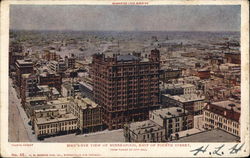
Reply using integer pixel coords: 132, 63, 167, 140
141, 131, 163, 140
204, 112, 239, 128
167, 117, 182, 123
39, 126, 77, 135
204, 117, 239, 136
114, 71, 158, 76
38, 120, 77, 129
113, 67, 158, 72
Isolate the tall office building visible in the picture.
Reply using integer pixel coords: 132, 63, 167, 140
91, 49, 160, 130
15, 59, 34, 88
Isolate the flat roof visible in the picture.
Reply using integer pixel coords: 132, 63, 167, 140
21, 73, 31, 78
26, 96, 47, 102
34, 108, 58, 113
62, 82, 72, 90
163, 94, 205, 103
212, 100, 240, 113
36, 113, 77, 125
161, 83, 195, 89
48, 98, 69, 105
37, 85, 50, 92
72, 97, 98, 109
129, 120, 163, 135
172, 129, 239, 142
152, 107, 188, 119
16, 59, 33, 65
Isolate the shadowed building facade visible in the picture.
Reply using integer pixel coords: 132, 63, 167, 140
91, 49, 160, 130
15, 59, 34, 96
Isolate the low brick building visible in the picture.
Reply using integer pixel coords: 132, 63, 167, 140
67, 96, 103, 134
203, 100, 240, 137
39, 72, 62, 93
150, 107, 194, 140
162, 94, 205, 115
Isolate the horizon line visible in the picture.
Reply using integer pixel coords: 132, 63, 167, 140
10, 29, 240, 33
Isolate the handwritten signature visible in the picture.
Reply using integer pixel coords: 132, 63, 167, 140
190, 143, 245, 156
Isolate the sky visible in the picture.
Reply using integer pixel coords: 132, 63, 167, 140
10, 5, 241, 32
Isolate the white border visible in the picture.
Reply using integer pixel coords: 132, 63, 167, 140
1, 0, 249, 157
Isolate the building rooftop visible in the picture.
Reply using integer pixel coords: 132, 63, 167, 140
50, 60, 59, 64
48, 98, 70, 105
211, 100, 241, 113
38, 65, 54, 75
164, 94, 205, 103
16, 59, 33, 65
172, 129, 239, 142
62, 82, 72, 90
152, 107, 188, 119
21, 73, 31, 79
34, 108, 58, 113
36, 113, 77, 125
129, 120, 163, 135
63, 81, 80, 89
72, 96, 98, 109
179, 76, 200, 81
31, 104, 53, 111
161, 83, 195, 90
52, 87, 60, 95
204, 100, 240, 122
37, 85, 50, 92
26, 96, 47, 102
161, 67, 181, 71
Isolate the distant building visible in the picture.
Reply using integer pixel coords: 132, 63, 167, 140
33, 108, 78, 139
67, 96, 103, 133
196, 69, 210, 79
62, 82, 80, 97
224, 52, 240, 64
9, 41, 24, 72
38, 72, 62, 93
159, 68, 182, 82
36, 85, 60, 100
150, 107, 194, 140
65, 54, 76, 69
49, 59, 67, 73
203, 100, 240, 137
42, 50, 60, 61
160, 83, 196, 96
91, 49, 160, 130
162, 94, 205, 115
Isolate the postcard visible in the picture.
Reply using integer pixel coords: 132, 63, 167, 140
0, 0, 249, 157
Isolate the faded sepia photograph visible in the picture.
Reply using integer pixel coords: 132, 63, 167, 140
8, 4, 242, 144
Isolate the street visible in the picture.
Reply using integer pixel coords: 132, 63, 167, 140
8, 78, 38, 142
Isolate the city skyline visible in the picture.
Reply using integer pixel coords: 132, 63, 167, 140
10, 5, 240, 32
